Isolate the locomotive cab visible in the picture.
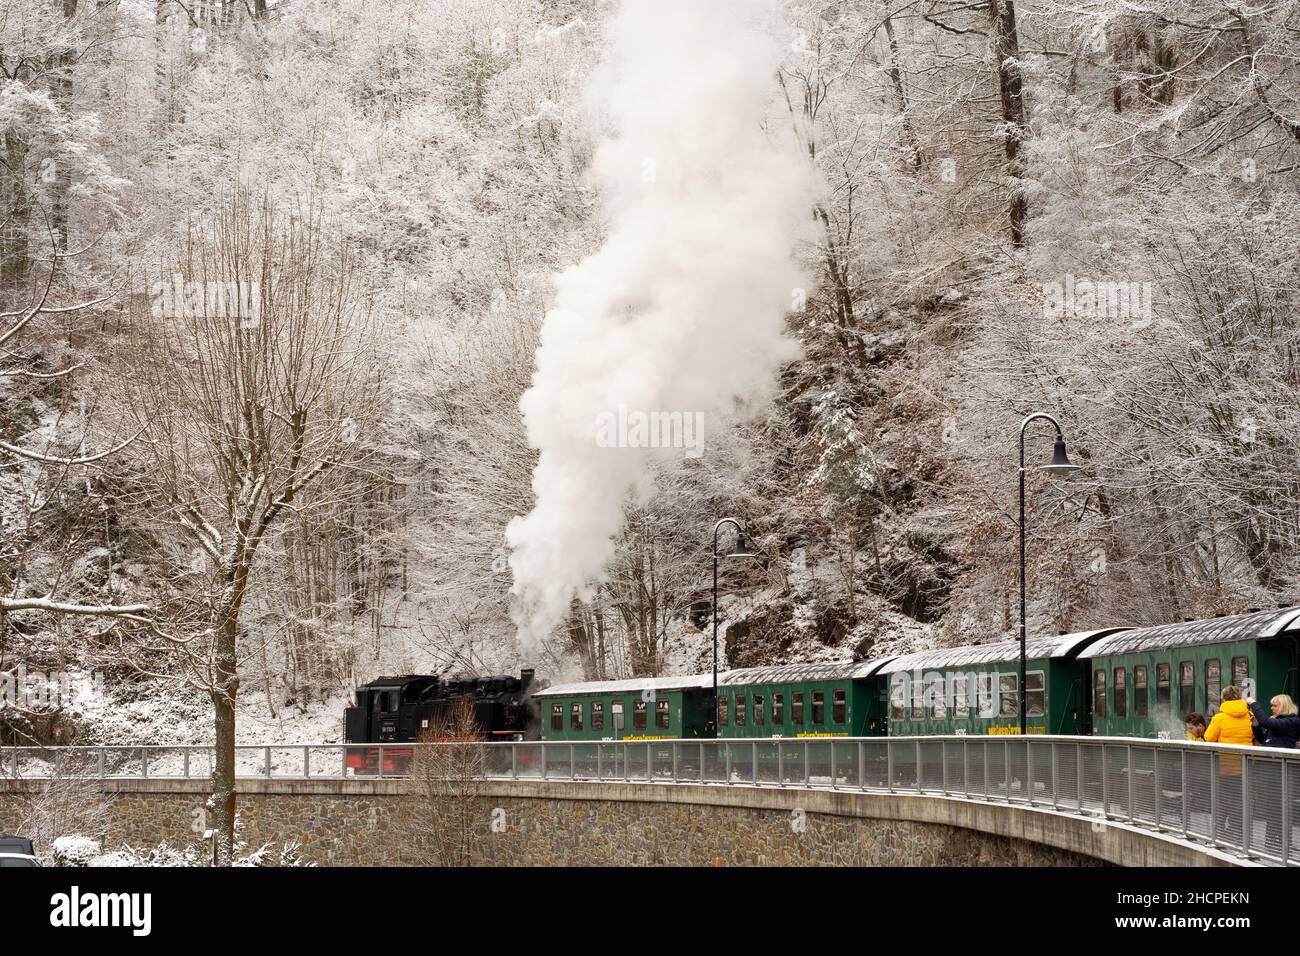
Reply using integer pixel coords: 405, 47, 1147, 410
344, 670, 540, 774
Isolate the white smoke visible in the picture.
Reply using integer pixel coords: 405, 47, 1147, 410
506, 0, 817, 650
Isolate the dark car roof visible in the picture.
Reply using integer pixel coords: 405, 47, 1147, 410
877, 629, 1125, 674
1079, 607, 1300, 658
0, 835, 35, 855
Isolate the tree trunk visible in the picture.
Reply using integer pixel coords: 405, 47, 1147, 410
210, 565, 246, 866
882, 17, 921, 168
51, 0, 78, 251
209, 680, 236, 866
988, 0, 1027, 247
2, 128, 31, 289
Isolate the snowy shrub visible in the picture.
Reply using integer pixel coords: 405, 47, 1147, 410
51, 834, 102, 866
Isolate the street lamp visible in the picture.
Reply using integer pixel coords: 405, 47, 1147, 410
709, 518, 757, 737
1018, 414, 1081, 734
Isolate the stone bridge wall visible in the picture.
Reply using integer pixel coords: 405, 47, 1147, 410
0, 778, 1240, 866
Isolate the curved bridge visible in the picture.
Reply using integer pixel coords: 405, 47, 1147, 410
1, 736, 1293, 866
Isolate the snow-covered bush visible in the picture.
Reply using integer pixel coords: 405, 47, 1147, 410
51, 834, 102, 867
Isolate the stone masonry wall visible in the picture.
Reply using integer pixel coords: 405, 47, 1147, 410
0, 778, 1112, 866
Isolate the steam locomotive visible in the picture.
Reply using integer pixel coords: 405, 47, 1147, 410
343, 670, 541, 774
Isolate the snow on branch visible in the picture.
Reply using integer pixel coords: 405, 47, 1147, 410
0, 596, 152, 618
0, 425, 147, 466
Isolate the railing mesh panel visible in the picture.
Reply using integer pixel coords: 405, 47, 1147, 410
702, 743, 726, 783
1104, 744, 1130, 818
862, 741, 888, 789
1288, 760, 1300, 865
1185, 748, 1214, 842
1028, 741, 1053, 807
727, 743, 754, 785
1080, 744, 1105, 814
1211, 751, 1245, 852
1154, 748, 1183, 831
573, 745, 598, 779
755, 742, 780, 785
1007, 743, 1029, 803
892, 742, 918, 790
807, 742, 833, 784
833, 742, 858, 788
966, 741, 987, 798
651, 744, 674, 779
1054, 743, 1080, 811
919, 741, 944, 791
943, 741, 966, 794
1131, 746, 1157, 826
781, 744, 804, 785
987, 742, 1008, 800
1246, 756, 1283, 861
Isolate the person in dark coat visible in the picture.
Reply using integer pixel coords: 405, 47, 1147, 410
1247, 694, 1300, 749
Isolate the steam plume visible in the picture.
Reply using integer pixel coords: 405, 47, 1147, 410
506, 0, 815, 650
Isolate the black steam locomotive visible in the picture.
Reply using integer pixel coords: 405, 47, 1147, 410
344, 670, 541, 774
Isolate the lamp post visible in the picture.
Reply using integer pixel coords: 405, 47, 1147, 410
1018, 414, 1081, 734
709, 518, 756, 737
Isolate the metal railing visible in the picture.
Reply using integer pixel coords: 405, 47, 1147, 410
4, 736, 1296, 864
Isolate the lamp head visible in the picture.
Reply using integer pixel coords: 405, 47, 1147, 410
729, 531, 757, 558
1040, 434, 1082, 477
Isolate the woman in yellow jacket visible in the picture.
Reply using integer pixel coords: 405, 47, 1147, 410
1204, 686, 1256, 749
1203, 685, 1254, 843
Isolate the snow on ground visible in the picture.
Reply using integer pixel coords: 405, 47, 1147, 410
72, 681, 348, 746
234, 692, 350, 745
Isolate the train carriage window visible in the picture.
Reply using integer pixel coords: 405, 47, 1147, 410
929, 677, 946, 719
953, 675, 969, 719
1179, 662, 1194, 717
1112, 668, 1126, 719
718, 695, 728, 728
812, 691, 825, 724
833, 688, 847, 724
1205, 659, 1221, 714
656, 698, 670, 729
551, 703, 563, 732
773, 693, 785, 725
634, 699, 647, 730
1156, 663, 1170, 718
977, 674, 994, 718
1232, 656, 1249, 689
570, 701, 583, 730
999, 673, 1018, 717
1093, 670, 1107, 719
890, 680, 905, 721
793, 692, 805, 725
1026, 671, 1045, 718
735, 695, 746, 727
1133, 667, 1148, 719
612, 700, 625, 731
910, 679, 923, 719
753, 694, 764, 726
591, 701, 604, 731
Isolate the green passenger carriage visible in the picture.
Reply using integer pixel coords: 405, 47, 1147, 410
1081, 607, 1300, 738
878, 630, 1121, 737
714, 661, 891, 738
534, 675, 713, 742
